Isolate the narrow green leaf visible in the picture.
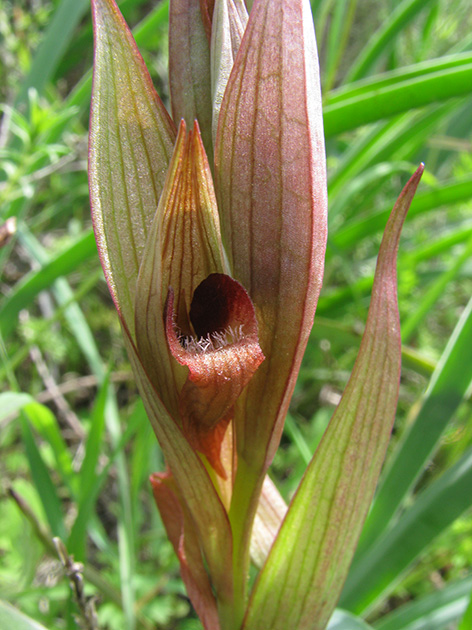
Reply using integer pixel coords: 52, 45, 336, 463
0, 392, 34, 419
331, 176, 472, 250
243, 166, 424, 630
69, 412, 135, 562
335, 52, 472, 105
20, 413, 66, 540
344, 0, 436, 82
420, 3, 439, 56
328, 609, 374, 630
351, 294, 472, 561
340, 446, 472, 614
374, 575, 472, 630
89, 0, 176, 337
284, 413, 312, 466
169, 0, 213, 159
322, 0, 357, 92
0, 600, 49, 630
78, 375, 109, 505
16, 0, 89, 105
0, 229, 96, 338
129, 400, 158, 506
133, 0, 170, 47
311, 0, 336, 51
24, 402, 75, 494
458, 584, 472, 630
323, 62, 472, 137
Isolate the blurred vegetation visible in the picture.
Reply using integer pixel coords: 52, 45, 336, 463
1, 0, 472, 629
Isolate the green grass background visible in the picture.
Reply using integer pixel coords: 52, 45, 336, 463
1, 0, 472, 628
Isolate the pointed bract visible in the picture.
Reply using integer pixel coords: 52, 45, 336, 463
151, 472, 221, 630
123, 329, 234, 605
89, 0, 176, 337
199, 0, 216, 42
210, 0, 248, 144
169, 0, 214, 160
134, 121, 225, 421
215, 0, 327, 473
90, 3, 234, 605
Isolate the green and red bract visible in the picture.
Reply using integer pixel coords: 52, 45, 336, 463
169, 0, 214, 160
88, 0, 423, 628
151, 471, 221, 630
215, 0, 327, 484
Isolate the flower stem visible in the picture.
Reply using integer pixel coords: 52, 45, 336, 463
223, 458, 264, 630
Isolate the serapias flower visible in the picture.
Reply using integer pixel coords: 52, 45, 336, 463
90, 0, 326, 621
133, 119, 264, 478
89, 0, 423, 628
90, 0, 326, 490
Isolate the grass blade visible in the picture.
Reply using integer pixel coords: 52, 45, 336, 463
25, 402, 76, 495
16, 0, 89, 105
77, 376, 108, 506
69, 414, 136, 563
331, 176, 472, 250
0, 229, 96, 338
344, 0, 436, 82
20, 412, 66, 540
340, 445, 472, 614
322, 0, 357, 92
374, 575, 472, 630
401, 234, 472, 342
351, 295, 472, 561
333, 52, 472, 105
458, 584, 472, 630
324, 60, 472, 137
0, 600, 49, 630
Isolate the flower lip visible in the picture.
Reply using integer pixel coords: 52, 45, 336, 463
165, 272, 265, 476
167, 273, 262, 363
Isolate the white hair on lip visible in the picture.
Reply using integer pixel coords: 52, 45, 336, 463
179, 324, 246, 354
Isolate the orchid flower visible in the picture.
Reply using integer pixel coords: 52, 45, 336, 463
88, 0, 423, 628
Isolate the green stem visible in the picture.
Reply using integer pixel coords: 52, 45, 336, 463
224, 459, 264, 630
